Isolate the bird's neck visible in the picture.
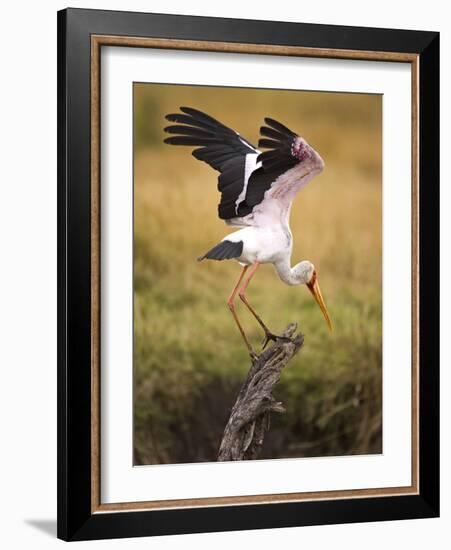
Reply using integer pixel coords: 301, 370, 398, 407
274, 258, 298, 286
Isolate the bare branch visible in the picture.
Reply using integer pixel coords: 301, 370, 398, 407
218, 323, 304, 461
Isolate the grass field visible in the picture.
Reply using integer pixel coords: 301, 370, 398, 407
133, 84, 382, 465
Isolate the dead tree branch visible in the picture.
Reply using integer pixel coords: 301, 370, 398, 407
218, 323, 304, 461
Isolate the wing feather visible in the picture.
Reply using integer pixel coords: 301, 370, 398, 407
164, 107, 259, 220
242, 118, 300, 210
164, 110, 315, 225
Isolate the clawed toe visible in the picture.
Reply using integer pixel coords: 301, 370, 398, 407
250, 351, 260, 363
261, 331, 291, 350
261, 333, 273, 350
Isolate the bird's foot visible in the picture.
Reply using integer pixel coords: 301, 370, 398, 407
249, 350, 260, 364
261, 331, 292, 350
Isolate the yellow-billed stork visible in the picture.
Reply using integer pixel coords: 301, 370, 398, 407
164, 107, 332, 358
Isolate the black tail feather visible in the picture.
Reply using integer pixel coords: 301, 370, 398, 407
197, 240, 243, 261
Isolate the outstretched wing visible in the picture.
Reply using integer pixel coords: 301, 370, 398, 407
241, 118, 324, 224
243, 118, 300, 211
164, 107, 260, 220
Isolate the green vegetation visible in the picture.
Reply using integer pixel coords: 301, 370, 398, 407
133, 84, 382, 465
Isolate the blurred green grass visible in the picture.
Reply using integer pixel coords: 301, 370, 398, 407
133, 83, 382, 465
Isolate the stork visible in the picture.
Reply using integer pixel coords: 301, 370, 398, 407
164, 107, 332, 358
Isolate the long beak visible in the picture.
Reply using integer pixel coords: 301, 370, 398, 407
307, 277, 333, 331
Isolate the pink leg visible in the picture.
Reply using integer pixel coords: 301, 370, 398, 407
227, 266, 256, 358
239, 263, 289, 349
238, 263, 268, 331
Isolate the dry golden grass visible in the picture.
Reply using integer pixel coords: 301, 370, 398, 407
133, 84, 382, 465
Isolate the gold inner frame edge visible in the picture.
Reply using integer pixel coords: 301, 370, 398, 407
90, 35, 420, 514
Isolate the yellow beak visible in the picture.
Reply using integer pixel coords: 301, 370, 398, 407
307, 276, 333, 331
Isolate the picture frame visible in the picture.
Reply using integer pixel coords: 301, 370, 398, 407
57, 7, 439, 541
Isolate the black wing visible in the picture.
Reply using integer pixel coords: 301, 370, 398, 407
164, 107, 258, 220
243, 118, 299, 210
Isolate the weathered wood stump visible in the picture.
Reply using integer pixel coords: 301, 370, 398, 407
217, 323, 304, 461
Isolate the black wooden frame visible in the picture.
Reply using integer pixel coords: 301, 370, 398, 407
57, 7, 439, 541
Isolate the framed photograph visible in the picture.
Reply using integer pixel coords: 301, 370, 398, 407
57, 8, 439, 541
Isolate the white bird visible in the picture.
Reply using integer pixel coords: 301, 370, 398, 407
164, 107, 332, 358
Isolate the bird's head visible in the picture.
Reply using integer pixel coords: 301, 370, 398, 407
291, 137, 325, 177
292, 261, 333, 331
